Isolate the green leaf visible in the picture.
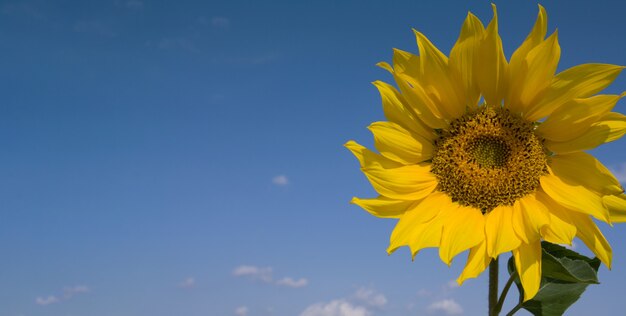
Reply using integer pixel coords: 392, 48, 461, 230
507, 242, 601, 316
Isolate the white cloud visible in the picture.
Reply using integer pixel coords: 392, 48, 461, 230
611, 162, 626, 183
427, 299, 463, 315
272, 175, 289, 186
234, 265, 309, 289
63, 285, 89, 299
35, 296, 59, 306
300, 288, 387, 316
416, 289, 432, 298
178, 277, 196, 288
234, 306, 249, 316
446, 280, 460, 289
300, 299, 371, 316
36, 285, 89, 306
233, 265, 274, 283
353, 287, 387, 308
276, 277, 308, 288
212, 17, 230, 29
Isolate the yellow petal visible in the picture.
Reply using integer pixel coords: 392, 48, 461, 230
513, 240, 542, 301
376, 61, 394, 73
392, 48, 420, 79
344, 140, 402, 169
362, 163, 438, 200
351, 196, 418, 218
457, 241, 491, 285
536, 190, 577, 245
540, 168, 610, 222
537, 94, 624, 142
545, 112, 626, 154
519, 31, 562, 121
549, 152, 624, 195
604, 194, 626, 223
414, 30, 465, 120
570, 212, 612, 268
533, 63, 624, 115
485, 205, 521, 258
391, 48, 447, 128
477, 4, 508, 106
512, 193, 550, 244
449, 12, 485, 109
388, 192, 452, 254
394, 72, 447, 129
439, 204, 484, 265
369, 121, 434, 164
372, 81, 437, 140
507, 5, 548, 113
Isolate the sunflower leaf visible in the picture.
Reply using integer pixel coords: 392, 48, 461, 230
507, 241, 600, 316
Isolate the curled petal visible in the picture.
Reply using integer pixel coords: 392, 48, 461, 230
351, 196, 417, 218
538, 94, 624, 142
545, 112, 626, 154
369, 121, 434, 164
457, 241, 491, 285
439, 204, 485, 265
549, 152, 624, 195
513, 240, 542, 301
540, 168, 610, 222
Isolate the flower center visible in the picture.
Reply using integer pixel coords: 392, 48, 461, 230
469, 136, 510, 168
430, 106, 548, 212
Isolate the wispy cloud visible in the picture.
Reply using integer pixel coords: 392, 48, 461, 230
300, 288, 386, 316
233, 265, 308, 288
276, 277, 308, 288
445, 280, 460, 290
300, 299, 371, 316
211, 17, 230, 29
178, 277, 196, 288
427, 299, 463, 315
233, 265, 274, 283
353, 287, 387, 308
36, 285, 89, 306
416, 289, 432, 298
35, 296, 59, 306
234, 306, 249, 316
63, 285, 89, 299
272, 175, 289, 186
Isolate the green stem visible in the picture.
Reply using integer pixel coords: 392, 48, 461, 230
494, 271, 517, 315
488, 257, 499, 316
506, 304, 522, 316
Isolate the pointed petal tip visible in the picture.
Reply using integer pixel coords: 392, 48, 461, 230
375, 62, 393, 73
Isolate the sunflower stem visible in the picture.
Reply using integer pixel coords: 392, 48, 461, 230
488, 257, 499, 316
495, 271, 517, 314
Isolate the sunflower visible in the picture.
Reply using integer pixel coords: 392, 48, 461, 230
346, 4, 626, 301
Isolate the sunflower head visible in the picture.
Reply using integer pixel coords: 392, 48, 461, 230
347, 4, 626, 302
431, 106, 549, 212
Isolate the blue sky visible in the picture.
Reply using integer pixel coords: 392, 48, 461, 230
0, 0, 625, 315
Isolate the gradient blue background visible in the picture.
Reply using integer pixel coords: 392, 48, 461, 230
1, 0, 625, 315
